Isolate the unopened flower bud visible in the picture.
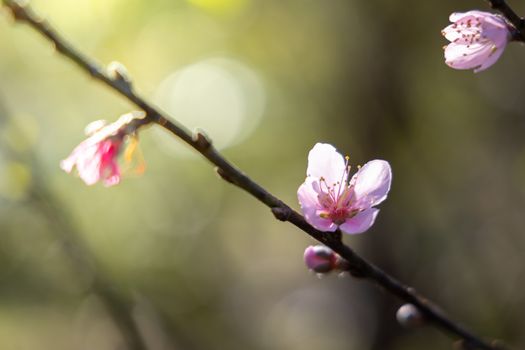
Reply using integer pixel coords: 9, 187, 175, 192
303, 245, 337, 273
396, 304, 424, 328
192, 128, 212, 149
107, 61, 132, 86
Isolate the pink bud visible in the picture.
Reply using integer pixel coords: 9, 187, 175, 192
303, 245, 338, 273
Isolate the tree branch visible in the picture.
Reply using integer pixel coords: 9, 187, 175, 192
31, 185, 149, 350
1, 1, 510, 349
485, 0, 525, 41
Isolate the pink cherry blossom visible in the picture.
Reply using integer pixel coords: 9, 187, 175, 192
60, 111, 145, 187
442, 10, 511, 73
297, 143, 392, 235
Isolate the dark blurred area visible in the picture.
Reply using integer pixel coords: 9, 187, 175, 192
1, 0, 525, 349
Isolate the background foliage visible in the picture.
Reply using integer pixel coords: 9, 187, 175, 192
1, 0, 524, 349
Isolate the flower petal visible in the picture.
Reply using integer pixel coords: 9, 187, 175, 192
306, 143, 347, 186
75, 143, 104, 185
103, 172, 121, 187
482, 16, 510, 42
442, 23, 481, 44
339, 208, 379, 235
351, 159, 391, 207
444, 42, 503, 71
298, 177, 338, 232
84, 120, 107, 136
473, 44, 506, 72
449, 10, 490, 23
59, 156, 75, 173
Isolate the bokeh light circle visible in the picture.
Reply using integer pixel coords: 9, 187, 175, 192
153, 57, 266, 157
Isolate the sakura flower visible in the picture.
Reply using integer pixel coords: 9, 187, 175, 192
297, 143, 391, 235
442, 10, 511, 72
60, 111, 146, 187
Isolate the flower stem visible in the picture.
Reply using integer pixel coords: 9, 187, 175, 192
486, 0, 525, 41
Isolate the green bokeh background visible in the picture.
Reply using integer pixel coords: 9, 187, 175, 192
1, 0, 525, 349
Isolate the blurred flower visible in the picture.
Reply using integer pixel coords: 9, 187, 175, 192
297, 143, 391, 234
60, 111, 146, 187
442, 10, 511, 73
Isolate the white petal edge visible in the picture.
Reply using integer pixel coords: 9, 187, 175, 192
298, 177, 337, 232
306, 143, 347, 186
351, 159, 392, 207
340, 208, 379, 235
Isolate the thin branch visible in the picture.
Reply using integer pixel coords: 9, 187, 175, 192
485, 0, 525, 41
1, 1, 509, 349
0, 89, 150, 349
31, 158, 202, 350
32, 186, 149, 350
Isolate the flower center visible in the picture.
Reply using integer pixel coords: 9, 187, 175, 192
317, 156, 358, 225
330, 207, 350, 225
455, 17, 484, 44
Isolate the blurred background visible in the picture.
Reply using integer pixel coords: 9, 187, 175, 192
1, 0, 525, 349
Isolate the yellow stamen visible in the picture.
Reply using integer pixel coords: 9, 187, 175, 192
123, 136, 146, 175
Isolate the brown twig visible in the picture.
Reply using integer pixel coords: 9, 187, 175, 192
1, 1, 510, 349
485, 0, 525, 41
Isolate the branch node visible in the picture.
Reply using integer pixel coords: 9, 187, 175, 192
488, 0, 504, 10
271, 206, 291, 221
334, 255, 350, 271
347, 263, 367, 278
4, 0, 30, 22
107, 61, 133, 92
406, 286, 416, 294
156, 115, 168, 127
454, 340, 477, 350
192, 128, 212, 150
215, 166, 234, 184
510, 27, 524, 41
332, 230, 342, 243
490, 340, 509, 350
